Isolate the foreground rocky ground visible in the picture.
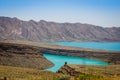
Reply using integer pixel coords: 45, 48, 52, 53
57, 64, 120, 80
57, 64, 120, 77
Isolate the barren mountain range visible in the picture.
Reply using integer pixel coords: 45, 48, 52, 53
0, 16, 120, 42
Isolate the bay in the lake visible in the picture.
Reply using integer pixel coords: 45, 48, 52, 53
44, 53, 108, 72
44, 42, 120, 72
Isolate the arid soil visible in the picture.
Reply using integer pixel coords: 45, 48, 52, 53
0, 41, 54, 69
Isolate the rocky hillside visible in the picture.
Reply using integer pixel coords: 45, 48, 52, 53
0, 16, 120, 42
0, 42, 53, 69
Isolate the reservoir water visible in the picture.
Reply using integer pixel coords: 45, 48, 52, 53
51, 42, 120, 51
44, 42, 120, 72
44, 53, 108, 72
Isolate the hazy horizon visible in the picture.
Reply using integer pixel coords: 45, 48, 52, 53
0, 0, 120, 27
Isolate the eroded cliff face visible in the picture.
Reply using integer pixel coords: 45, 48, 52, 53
0, 16, 120, 42
0, 42, 54, 69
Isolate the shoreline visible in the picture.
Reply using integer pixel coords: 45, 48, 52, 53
0, 40, 120, 64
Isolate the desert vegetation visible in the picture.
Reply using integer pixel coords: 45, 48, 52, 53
0, 65, 70, 80
0, 65, 120, 80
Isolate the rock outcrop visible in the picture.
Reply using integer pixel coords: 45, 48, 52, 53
0, 42, 54, 69
0, 16, 120, 42
57, 63, 81, 76
57, 64, 120, 77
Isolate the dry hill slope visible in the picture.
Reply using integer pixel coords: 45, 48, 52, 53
0, 41, 53, 69
0, 16, 120, 42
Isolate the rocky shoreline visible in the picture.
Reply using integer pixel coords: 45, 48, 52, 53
41, 47, 120, 64
0, 40, 120, 66
0, 41, 54, 69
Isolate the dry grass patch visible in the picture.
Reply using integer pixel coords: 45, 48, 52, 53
0, 65, 70, 80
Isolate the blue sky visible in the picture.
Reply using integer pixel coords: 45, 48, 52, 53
0, 0, 120, 27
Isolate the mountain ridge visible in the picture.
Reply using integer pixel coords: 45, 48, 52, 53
0, 16, 120, 42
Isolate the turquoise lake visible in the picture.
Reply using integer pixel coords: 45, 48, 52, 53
44, 53, 108, 72
51, 42, 120, 51
43, 42, 120, 72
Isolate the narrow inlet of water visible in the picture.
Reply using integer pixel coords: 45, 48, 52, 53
43, 53, 108, 72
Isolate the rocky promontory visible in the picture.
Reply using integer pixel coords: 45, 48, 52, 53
0, 41, 54, 69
